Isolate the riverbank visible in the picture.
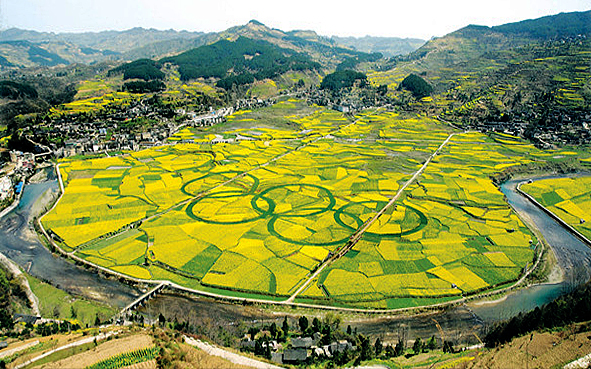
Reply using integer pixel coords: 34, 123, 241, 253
0, 176, 142, 312
4, 165, 591, 347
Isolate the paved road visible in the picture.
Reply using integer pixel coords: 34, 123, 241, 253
13, 331, 119, 369
0, 340, 39, 360
184, 336, 283, 369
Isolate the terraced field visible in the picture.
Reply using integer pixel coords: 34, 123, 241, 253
42, 98, 573, 309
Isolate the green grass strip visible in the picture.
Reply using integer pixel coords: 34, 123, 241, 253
85, 346, 160, 369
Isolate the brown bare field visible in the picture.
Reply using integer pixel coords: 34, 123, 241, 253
176, 343, 250, 369
462, 328, 591, 369
40, 333, 153, 369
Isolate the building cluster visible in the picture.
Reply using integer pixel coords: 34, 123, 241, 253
0, 151, 35, 204
53, 122, 179, 157
28, 97, 277, 158
0, 175, 12, 200
240, 332, 355, 365
466, 111, 591, 147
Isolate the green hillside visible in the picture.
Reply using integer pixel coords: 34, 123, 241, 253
367, 10, 591, 143
160, 36, 322, 88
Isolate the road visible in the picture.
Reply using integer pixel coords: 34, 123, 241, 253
13, 331, 119, 369
184, 336, 283, 369
284, 132, 456, 303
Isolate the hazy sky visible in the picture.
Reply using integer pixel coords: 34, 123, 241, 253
2, 0, 589, 40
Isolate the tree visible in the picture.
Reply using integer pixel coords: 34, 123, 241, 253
443, 340, 455, 353
264, 339, 271, 360
312, 317, 321, 333
374, 337, 383, 357
347, 325, 352, 335
320, 70, 368, 91
298, 316, 309, 332
158, 313, 166, 326
358, 334, 372, 361
427, 335, 437, 350
70, 305, 77, 319
254, 340, 264, 356
398, 73, 433, 98
270, 322, 278, 339
282, 317, 289, 337
413, 337, 423, 355
394, 339, 404, 357
249, 327, 258, 341
320, 325, 332, 345
94, 313, 101, 327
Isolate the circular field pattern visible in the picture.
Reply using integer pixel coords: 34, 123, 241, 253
181, 172, 259, 197
186, 191, 274, 224
334, 201, 427, 240
253, 184, 336, 217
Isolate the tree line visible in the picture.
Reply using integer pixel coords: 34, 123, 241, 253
484, 279, 591, 347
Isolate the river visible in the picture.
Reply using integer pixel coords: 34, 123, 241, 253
468, 177, 591, 321
0, 173, 141, 309
1, 171, 590, 343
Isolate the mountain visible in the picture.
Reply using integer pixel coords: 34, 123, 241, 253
492, 10, 591, 39
125, 20, 374, 73
367, 10, 590, 142
0, 27, 203, 54
0, 21, 370, 70
0, 27, 206, 68
331, 36, 425, 57
0, 40, 69, 67
406, 10, 591, 69
216, 21, 369, 69
0, 39, 107, 68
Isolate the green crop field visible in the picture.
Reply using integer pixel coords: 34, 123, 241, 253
42, 98, 582, 309
522, 176, 591, 240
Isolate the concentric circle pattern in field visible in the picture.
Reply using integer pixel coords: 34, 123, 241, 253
42, 106, 543, 309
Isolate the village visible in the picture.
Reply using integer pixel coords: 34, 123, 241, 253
16, 96, 274, 158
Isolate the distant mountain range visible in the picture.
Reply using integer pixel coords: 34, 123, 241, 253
331, 36, 425, 57
0, 21, 426, 69
1, 10, 589, 70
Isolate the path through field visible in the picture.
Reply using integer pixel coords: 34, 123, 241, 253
183, 336, 283, 369
284, 132, 456, 303
13, 331, 120, 369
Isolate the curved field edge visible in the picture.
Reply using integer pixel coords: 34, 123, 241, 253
36, 107, 587, 311
520, 175, 591, 242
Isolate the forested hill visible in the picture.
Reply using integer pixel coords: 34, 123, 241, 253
161, 37, 321, 88
492, 10, 591, 39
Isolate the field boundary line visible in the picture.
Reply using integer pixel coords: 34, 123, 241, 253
61, 109, 377, 254
517, 179, 591, 248
34, 127, 559, 315
284, 132, 456, 303
12, 331, 120, 369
